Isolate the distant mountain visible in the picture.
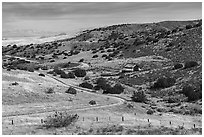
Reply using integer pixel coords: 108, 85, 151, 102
2, 29, 58, 39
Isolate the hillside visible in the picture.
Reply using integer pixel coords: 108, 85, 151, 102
2, 19, 202, 135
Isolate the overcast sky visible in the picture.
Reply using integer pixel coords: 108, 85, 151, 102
2, 2, 202, 34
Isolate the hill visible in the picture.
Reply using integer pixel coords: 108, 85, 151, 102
2, 19, 202, 135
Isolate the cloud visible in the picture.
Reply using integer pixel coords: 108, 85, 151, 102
2, 2, 202, 33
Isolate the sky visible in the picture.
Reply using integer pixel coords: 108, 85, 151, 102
2, 2, 202, 36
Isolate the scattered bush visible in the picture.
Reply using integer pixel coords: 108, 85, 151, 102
79, 82, 93, 89
53, 67, 65, 75
131, 91, 147, 102
73, 68, 86, 77
79, 58, 84, 62
103, 83, 124, 94
45, 87, 54, 94
41, 65, 49, 70
89, 100, 96, 105
96, 77, 108, 90
182, 84, 202, 101
65, 87, 77, 94
43, 111, 79, 128
92, 55, 98, 58
84, 76, 90, 80
102, 54, 108, 58
67, 72, 75, 78
173, 63, 183, 70
185, 24, 193, 29
183, 61, 198, 69
27, 67, 34, 72
151, 77, 176, 89
39, 73, 45, 77
11, 82, 19, 86
147, 109, 154, 115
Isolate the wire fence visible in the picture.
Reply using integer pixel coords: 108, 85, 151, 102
7, 113, 201, 130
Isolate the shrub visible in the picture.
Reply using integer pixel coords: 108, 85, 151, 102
79, 82, 93, 89
53, 67, 65, 75
89, 100, 96, 105
79, 58, 84, 62
39, 73, 45, 77
102, 54, 108, 58
84, 76, 90, 80
182, 85, 202, 101
146, 36, 158, 43
65, 87, 77, 94
173, 63, 183, 70
151, 77, 176, 89
43, 111, 79, 128
147, 109, 154, 115
41, 65, 49, 70
96, 77, 108, 90
60, 72, 69, 78
131, 91, 147, 102
27, 67, 34, 72
185, 24, 193, 29
93, 85, 101, 90
133, 64, 140, 71
183, 61, 198, 69
103, 83, 124, 94
92, 55, 98, 58
67, 72, 75, 78
45, 87, 54, 94
73, 68, 86, 77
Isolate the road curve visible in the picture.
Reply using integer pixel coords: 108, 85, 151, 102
2, 73, 126, 117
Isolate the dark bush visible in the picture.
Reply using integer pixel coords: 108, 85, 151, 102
107, 49, 112, 52
65, 87, 77, 94
147, 109, 154, 115
131, 91, 147, 102
93, 85, 101, 90
102, 54, 108, 58
41, 65, 49, 70
67, 72, 75, 78
79, 82, 93, 89
45, 87, 54, 94
183, 61, 198, 69
27, 67, 34, 72
39, 73, 45, 77
43, 111, 79, 128
146, 36, 158, 43
53, 67, 65, 75
173, 63, 183, 70
84, 76, 90, 80
60, 72, 69, 78
186, 24, 193, 29
50, 59, 55, 62
182, 85, 202, 101
151, 77, 176, 89
79, 58, 84, 62
92, 55, 98, 58
73, 68, 86, 77
133, 64, 140, 71
96, 77, 108, 90
89, 100, 96, 105
103, 83, 124, 94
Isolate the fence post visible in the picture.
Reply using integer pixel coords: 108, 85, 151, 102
96, 117, 98, 122
194, 124, 195, 128
41, 119, 43, 123
169, 121, 172, 125
11, 120, 14, 125
122, 116, 124, 121
148, 119, 149, 123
